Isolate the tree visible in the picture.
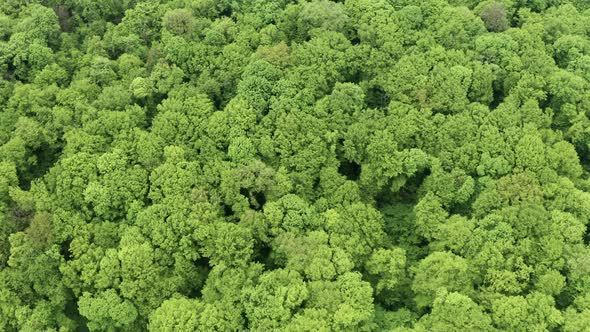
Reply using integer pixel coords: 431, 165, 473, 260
365, 248, 407, 294
303, 272, 375, 331
241, 269, 308, 330
163, 9, 194, 36
490, 292, 563, 331
149, 296, 232, 332
78, 289, 139, 332
412, 251, 473, 308
299, 0, 349, 37
480, 2, 509, 32
324, 203, 385, 267
273, 230, 354, 281
416, 291, 494, 332
199, 221, 254, 268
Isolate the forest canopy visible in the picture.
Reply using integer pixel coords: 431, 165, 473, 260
1, 0, 590, 331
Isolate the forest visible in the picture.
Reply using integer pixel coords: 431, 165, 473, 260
1, 0, 590, 331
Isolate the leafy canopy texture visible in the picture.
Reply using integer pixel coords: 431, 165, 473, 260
1, 0, 590, 331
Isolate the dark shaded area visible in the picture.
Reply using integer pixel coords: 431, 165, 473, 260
65, 294, 90, 332
375, 168, 432, 265
240, 188, 266, 211
188, 257, 211, 298
239, 187, 249, 198
253, 243, 274, 269
223, 204, 234, 217
140, 97, 164, 129
11, 206, 33, 220
111, 15, 124, 25
489, 88, 504, 110
365, 85, 390, 109
194, 256, 211, 269
2, 67, 14, 80
251, 191, 266, 210
60, 238, 73, 261
374, 167, 433, 266
380, 202, 429, 263
20, 144, 62, 191
219, 5, 233, 18
338, 160, 361, 181
398, 168, 431, 203
376, 168, 431, 208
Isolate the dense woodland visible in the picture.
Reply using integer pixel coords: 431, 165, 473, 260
1, 0, 590, 331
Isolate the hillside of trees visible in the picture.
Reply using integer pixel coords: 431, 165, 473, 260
1, 0, 590, 330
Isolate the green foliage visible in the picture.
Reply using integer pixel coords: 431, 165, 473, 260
242, 269, 308, 330
416, 290, 495, 331
149, 295, 233, 331
0, 0, 589, 330
78, 289, 139, 331
412, 251, 473, 308
480, 2, 510, 32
